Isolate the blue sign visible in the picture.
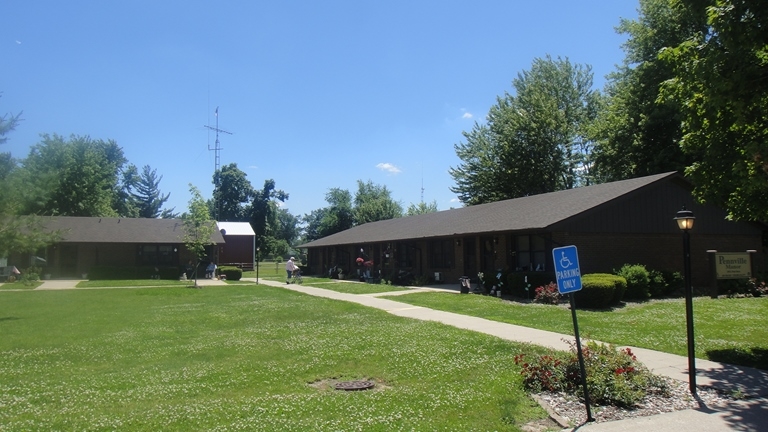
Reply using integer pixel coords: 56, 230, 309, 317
553, 245, 582, 294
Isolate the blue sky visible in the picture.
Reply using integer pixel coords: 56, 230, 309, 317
3, 1, 638, 219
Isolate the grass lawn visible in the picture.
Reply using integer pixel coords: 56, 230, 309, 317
0, 285, 552, 431
0, 281, 42, 290
381, 292, 768, 370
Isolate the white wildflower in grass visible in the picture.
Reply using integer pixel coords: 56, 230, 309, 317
0, 285, 556, 430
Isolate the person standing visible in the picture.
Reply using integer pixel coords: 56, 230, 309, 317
285, 257, 298, 284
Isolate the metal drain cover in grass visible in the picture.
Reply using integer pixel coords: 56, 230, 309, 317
334, 380, 375, 391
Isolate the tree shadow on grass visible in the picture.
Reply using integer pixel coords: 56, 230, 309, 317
698, 349, 768, 400
707, 347, 768, 371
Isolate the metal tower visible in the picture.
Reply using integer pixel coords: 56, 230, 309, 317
204, 106, 232, 220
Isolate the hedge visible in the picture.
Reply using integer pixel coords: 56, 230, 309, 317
575, 273, 627, 309
219, 266, 242, 281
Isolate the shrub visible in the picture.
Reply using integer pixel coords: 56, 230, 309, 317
515, 340, 669, 408
575, 274, 619, 309
219, 266, 242, 281
566, 340, 669, 407
513, 353, 568, 392
615, 264, 650, 300
20, 266, 41, 286
412, 274, 431, 286
534, 282, 562, 305
662, 270, 684, 296
648, 269, 666, 298
747, 278, 768, 297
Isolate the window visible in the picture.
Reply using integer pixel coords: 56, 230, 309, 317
513, 234, 547, 271
396, 242, 414, 268
138, 244, 177, 266
429, 239, 453, 269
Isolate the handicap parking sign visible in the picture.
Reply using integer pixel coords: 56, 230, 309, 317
553, 245, 582, 294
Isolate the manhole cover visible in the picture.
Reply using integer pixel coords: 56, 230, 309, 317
334, 380, 375, 391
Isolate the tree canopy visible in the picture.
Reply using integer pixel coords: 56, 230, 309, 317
406, 200, 439, 216
661, 0, 768, 221
249, 179, 289, 257
19, 134, 127, 217
591, 0, 696, 182
450, 56, 600, 205
212, 163, 254, 222
353, 180, 403, 224
123, 164, 173, 218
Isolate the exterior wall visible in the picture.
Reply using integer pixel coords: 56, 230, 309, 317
39, 242, 205, 278
218, 235, 254, 269
551, 232, 763, 288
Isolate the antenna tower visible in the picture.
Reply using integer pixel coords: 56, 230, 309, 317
204, 106, 233, 220
421, 164, 425, 203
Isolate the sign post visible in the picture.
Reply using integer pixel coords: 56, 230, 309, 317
552, 245, 594, 422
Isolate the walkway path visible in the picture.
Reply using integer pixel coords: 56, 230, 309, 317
248, 278, 768, 431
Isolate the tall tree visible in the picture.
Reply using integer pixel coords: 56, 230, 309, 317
0, 100, 60, 258
249, 179, 288, 256
301, 208, 328, 242
591, 0, 697, 182
183, 184, 215, 287
450, 56, 600, 205
276, 208, 301, 247
661, 0, 768, 221
212, 163, 254, 221
319, 188, 354, 236
123, 164, 172, 218
19, 134, 127, 217
353, 180, 403, 224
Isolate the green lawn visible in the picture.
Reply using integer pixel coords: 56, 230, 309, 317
381, 292, 768, 370
0, 285, 552, 431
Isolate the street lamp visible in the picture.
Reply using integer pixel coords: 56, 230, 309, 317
256, 247, 260, 285
674, 206, 696, 395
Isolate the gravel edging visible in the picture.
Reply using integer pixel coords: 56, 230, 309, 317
532, 377, 735, 427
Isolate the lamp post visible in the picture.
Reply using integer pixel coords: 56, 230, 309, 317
256, 247, 260, 285
674, 206, 696, 395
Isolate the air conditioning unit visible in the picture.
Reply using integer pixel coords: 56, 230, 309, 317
434, 272, 442, 282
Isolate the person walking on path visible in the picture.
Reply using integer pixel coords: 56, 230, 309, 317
285, 257, 298, 284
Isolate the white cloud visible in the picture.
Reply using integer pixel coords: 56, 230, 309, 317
462, 112, 473, 119
376, 163, 401, 174
450, 197, 461, 203
15, 40, 22, 45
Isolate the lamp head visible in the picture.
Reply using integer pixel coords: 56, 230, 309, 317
674, 206, 695, 231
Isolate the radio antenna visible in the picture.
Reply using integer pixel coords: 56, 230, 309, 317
203, 106, 233, 220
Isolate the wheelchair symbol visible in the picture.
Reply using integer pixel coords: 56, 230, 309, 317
559, 251, 573, 269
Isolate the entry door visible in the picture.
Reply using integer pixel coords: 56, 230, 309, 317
59, 245, 79, 277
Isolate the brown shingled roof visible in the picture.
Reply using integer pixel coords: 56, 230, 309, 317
38, 216, 225, 244
300, 172, 680, 247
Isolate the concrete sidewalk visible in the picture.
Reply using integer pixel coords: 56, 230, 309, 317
32, 277, 228, 290
250, 278, 768, 431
